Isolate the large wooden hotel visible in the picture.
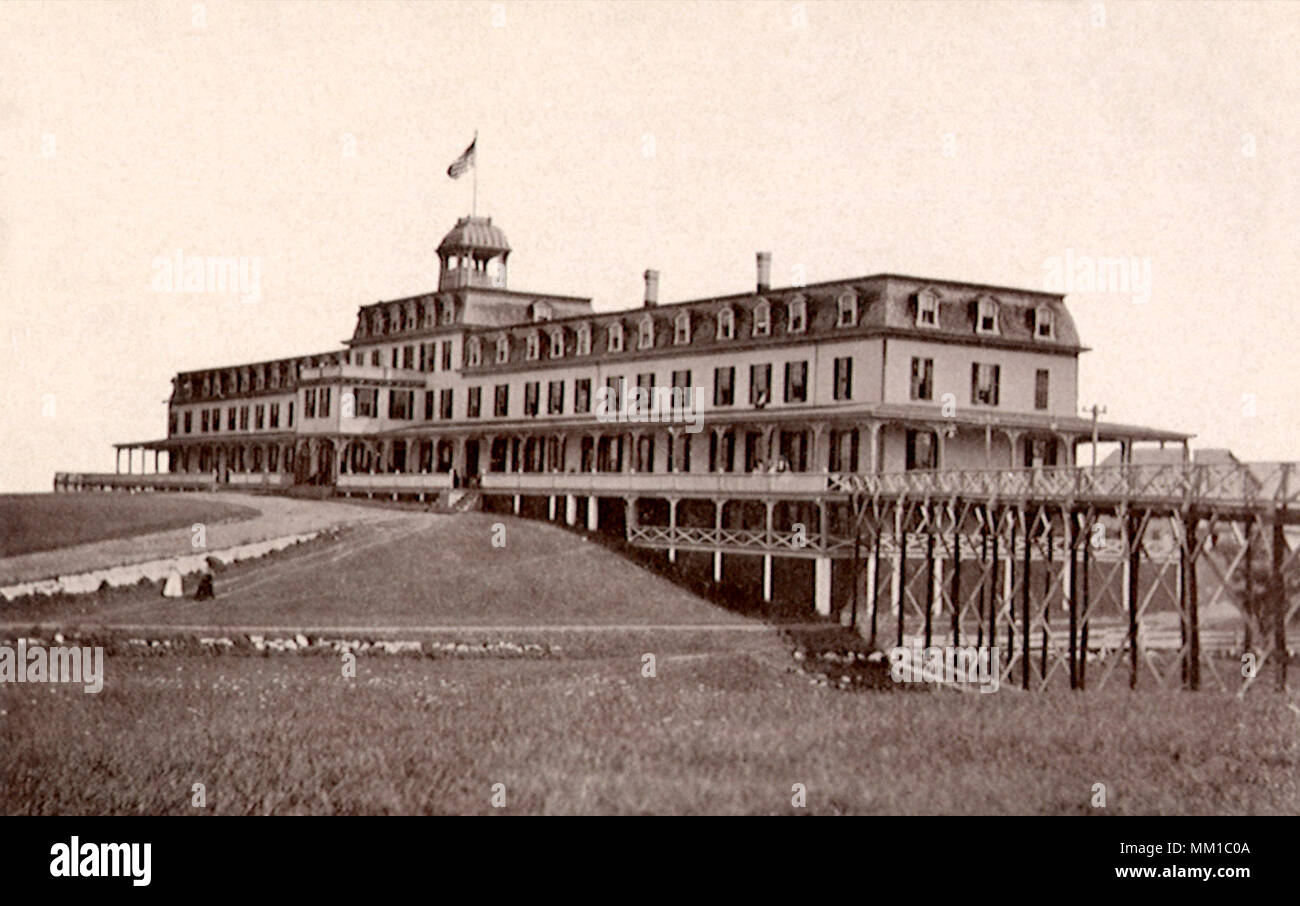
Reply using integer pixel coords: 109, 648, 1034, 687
65, 214, 1193, 617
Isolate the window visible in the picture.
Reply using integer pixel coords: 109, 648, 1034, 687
496, 336, 510, 364
1035, 369, 1050, 410
441, 302, 455, 325
717, 306, 735, 340
389, 389, 413, 420
971, 363, 1001, 406
532, 301, 553, 322
787, 296, 807, 333
304, 389, 317, 419
524, 381, 540, 416
494, 384, 509, 417
674, 311, 691, 345
424, 390, 435, 421
391, 347, 399, 367
1034, 305, 1055, 340
837, 292, 858, 328
672, 369, 692, 390
319, 388, 331, 418
354, 388, 376, 418
753, 300, 771, 337
784, 361, 808, 402
441, 341, 452, 371
370, 349, 381, 367
750, 363, 772, 407
267, 402, 279, 428
833, 356, 853, 400
169, 412, 178, 436
254, 404, 265, 430
605, 375, 623, 412
910, 357, 934, 401
467, 338, 482, 367
467, 386, 482, 419
574, 378, 591, 414
917, 289, 940, 328
287, 402, 293, 426
526, 331, 540, 361
906, 429, 938, 470
227, 407, 236, 431
714, 366, 735, 406
184, 410, 192, 433
576, 323, 592, 356
548, 380, 564, 415
440, 388, 453, 420
403, 345, 415, 369
418, 344, 429, 372
607, 322, 624, 353
976, 296, 999, 335
635, 373, 655, 417
549, 328, 565, 358
200, 409, 209, 433
638, 315, 655, 350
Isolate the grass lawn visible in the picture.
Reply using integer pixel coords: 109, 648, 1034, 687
0, 494, 260, 558
4, 514, 758, 628
2, 651, 1295, 815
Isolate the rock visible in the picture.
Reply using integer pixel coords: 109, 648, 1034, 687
194, 572, 215, 601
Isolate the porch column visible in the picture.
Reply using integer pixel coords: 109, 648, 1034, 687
713, 498, 724, 582
867, 421, 882, 473
667, 497, 678, 563
565, 494, 577, 526
814, 556, 832, 616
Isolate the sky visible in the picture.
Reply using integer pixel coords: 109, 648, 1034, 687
1, 0, 1297, 492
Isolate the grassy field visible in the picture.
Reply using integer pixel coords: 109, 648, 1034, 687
3, 514, 757, 629
0, 493, 260, 558
3, 500, 1297, 816
2, 649, 1296, 815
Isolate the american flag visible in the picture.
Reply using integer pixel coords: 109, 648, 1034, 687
447, 136, 476, 179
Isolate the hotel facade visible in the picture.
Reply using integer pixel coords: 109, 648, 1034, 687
66, 215, 1191, 616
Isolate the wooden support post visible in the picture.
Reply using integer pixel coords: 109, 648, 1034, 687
850, 521, 861, 631
950, 512, 962, 648
1021, 510, 1031, 691
1068, 511, 1078, 690
1273, 517, 1287, 692
1080, 519, 1091, 690
923, 528, 935, 649
1042, 523, 1052, 684
896, 519, 907, 650
869, 525, 881, 646
1127, 510, 1140, 691
1186, 511, 1200, 691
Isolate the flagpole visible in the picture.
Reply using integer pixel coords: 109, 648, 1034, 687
472, 130, 478, 217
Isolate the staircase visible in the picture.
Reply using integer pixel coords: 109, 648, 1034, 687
446, 490, 481, 512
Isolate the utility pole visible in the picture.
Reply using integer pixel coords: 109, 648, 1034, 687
1081, 403, 1107, 467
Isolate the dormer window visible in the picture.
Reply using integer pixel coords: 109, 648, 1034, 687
495, 335, 510, 364
717, 306, 735, 340
576, 323, 592, 356
467, 338, 482, 367
1034, 306, 1055, 340
549, 328, 565, 358
526, 331, 540, 361
674, 311, 691, 345
608, 321, 624, 353
441, 302, 455, 325
532, 301, 553, 322
917, 289, 940, 328
753, 299, 771, 337
638, 315, 655, 349
422, 300, 436, 328
836, 291, 858, 328
976, 296, 999, 335
787, 296, 807, 333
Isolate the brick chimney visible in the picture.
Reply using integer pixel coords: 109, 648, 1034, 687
643, 269, 659, 307
756, 252, 772, 293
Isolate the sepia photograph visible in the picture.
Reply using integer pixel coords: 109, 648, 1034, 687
0, 0, 1295, 881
